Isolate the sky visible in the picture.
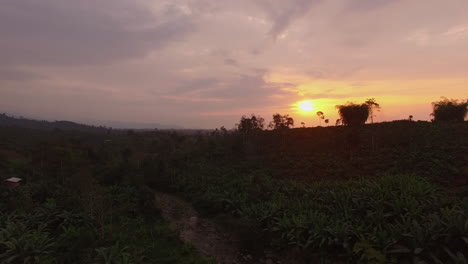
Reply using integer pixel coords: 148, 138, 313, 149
0, 0, 467, 129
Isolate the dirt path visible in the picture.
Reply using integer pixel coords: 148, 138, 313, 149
154, 192, 298, 264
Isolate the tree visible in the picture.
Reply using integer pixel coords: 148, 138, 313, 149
219, 126, 228, 135
236, 114, 265, 133
324, 119, 329, 126
336, 103, 370, 126
300, 122, 306, 128
269, 113, 294, 129
365, 98, 381, 123
431, 98, 468, 122
409, 115, 414, 121
121, 147, 132, 163
316, 111, 325, 126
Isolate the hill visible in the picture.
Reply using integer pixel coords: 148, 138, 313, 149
0, 113, 109, 133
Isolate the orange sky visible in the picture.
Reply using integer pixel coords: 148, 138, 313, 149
0, 0, 467, 128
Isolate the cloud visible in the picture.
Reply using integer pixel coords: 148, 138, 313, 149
169, 78, 221, 95
253, 0, 320, 39
343, 0, 396, 12
224, 58, 238, 66
1, 0, 468, 128
0, 69, 48, 81
160, 70, 297, 114
0, 0, 195, 66
303, 92, 350, 100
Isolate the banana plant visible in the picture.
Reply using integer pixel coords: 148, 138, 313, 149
0, 227, 56, 264
95, 241, 142, 264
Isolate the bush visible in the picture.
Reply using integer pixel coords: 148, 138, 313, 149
431, 98, 468, 122
336, 103, 370, 126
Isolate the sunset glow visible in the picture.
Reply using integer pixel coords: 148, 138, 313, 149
0, 0, 467, 128
297, 100, 315, 113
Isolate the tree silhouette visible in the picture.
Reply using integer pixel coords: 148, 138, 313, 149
316, 111, 325, 126
409, 115, 414, 121
365, 98, 381, 123
236, 114, 265, 133
220, 126, 228, 135
269, 113, 294, 129
431, 98, 468, 122
300, 122, 306, 128
324, 119, 329, 126
336, 103, 370, 126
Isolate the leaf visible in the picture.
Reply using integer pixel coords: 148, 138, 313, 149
463, 237, 468, 245
387, 245, 411, 254
429, 253, 445, 264
444, 247, 459, 262
412, 255, 429, 264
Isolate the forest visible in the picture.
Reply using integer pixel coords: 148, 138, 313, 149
0, 98, 467, 264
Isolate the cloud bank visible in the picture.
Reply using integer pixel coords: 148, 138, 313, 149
1, 0, 467, 128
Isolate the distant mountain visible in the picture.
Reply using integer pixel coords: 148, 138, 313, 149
91, 120, 183, 130
0, 113, 186, 132
0, 113, 109, 133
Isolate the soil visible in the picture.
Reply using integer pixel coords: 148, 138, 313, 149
154, 192, 303, 264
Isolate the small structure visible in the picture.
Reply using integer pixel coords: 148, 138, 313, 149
3, 177, 22, 188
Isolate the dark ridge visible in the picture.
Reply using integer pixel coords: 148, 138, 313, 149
0, 113, 109, 133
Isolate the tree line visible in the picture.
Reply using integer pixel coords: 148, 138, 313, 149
236, 97, 468, 132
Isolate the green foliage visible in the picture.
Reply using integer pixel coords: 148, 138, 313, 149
353, 242, 387, 264
0, 221, 56, 264
0, 137, 211, 264
0, 118, 467, 264
431, 97, 468, 122
172, 164, 468, 262
110, 217, 215, 264
57, 225, 97, 262
0, 184, 211, 264
95, 241, 137, 264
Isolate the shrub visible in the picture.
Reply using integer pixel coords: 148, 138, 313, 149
336, 103, 370, 126
431, 98, 468, 122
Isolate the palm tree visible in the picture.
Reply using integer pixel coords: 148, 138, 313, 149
365, 98, 381, 123
316, 111, 325, 126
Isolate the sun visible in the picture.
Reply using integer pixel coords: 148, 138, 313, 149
297, 100, 315, 113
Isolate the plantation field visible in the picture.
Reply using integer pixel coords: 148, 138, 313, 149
0, 121, 467, 263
